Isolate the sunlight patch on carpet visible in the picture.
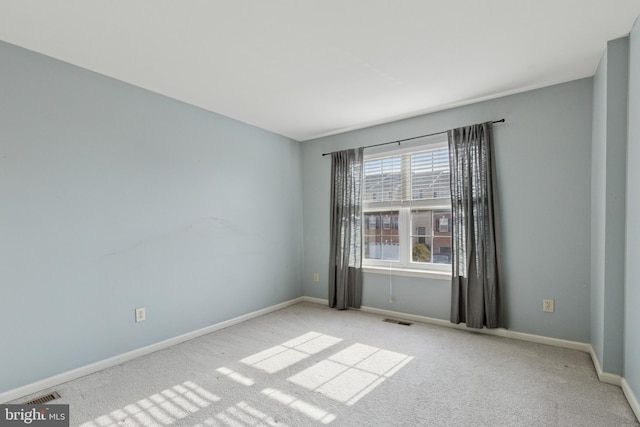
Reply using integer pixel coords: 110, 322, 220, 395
261, 388, 336, 424
288, 343, 413, 406
78, 381, 220, 427
215, 367, 255, 386
240, 331, 342, 373
205, 401, 291, 427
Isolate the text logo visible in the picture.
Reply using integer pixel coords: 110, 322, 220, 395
0, 405, 69, 427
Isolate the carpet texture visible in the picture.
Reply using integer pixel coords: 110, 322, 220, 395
15, 302, 639, 426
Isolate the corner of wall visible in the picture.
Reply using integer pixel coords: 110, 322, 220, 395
588, 344, 622, 386
622, 378, 640, 423
590, 34, 629, 377
624, 11, 640, 423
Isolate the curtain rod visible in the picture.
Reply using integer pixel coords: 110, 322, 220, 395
321, 118, 506, 157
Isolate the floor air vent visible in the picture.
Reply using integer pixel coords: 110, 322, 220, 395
383, 318, 413, 326
24, 391, 61, 405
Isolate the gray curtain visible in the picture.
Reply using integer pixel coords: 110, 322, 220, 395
328, 148, 364, 310
448, 122, 504, 328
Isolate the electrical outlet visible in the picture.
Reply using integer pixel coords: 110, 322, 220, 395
313, 272, 319, 282
543, 299, 554, 313
135, 307, 146, 323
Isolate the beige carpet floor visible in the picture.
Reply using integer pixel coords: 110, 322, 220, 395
15, 302, 639, 426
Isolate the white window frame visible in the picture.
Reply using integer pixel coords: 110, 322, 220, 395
362, 139, 452, 276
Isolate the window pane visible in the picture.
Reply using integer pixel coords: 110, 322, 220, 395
432, 210, 452, 264
381, 234, 400, 261
433, 210, 452, 235
365, 212, 378, 230
411, 237, 432, 263
381, 213, 398, 233
364, 211, 399, 261
364, 235, 382, 260
364, 157, 402, 202
432, 237, 452, 264
410, 209, 452, 264
411, 210, 432, 263
411, 210, 432, 237
411, 148, 450, 201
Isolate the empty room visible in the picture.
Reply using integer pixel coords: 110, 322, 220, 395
2, 1, 640, 426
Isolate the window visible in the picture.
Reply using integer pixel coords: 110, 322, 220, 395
363, 141, 452, 272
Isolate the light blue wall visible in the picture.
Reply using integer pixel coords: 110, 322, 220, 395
302, 79, 593, 342
0, 41, 303, 394
625, 16, 640, 404
591, 48, 607, 367
590, 38, 629, 376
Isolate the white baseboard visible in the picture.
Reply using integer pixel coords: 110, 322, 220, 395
267, 298, 638, 423
622, 378, 640, 422
300, 296, 328, 305
0, 297, 304, 404
306, 300, 637, 422
297, 298, 633, 391
5, 294, 637, 423
356, 304, 591, 352
299, 298, 592, 352
588, 345, 622, 386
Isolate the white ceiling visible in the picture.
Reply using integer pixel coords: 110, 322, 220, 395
1, 1, 639, 141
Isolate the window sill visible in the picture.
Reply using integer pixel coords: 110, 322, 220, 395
362, 266, 451, 280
